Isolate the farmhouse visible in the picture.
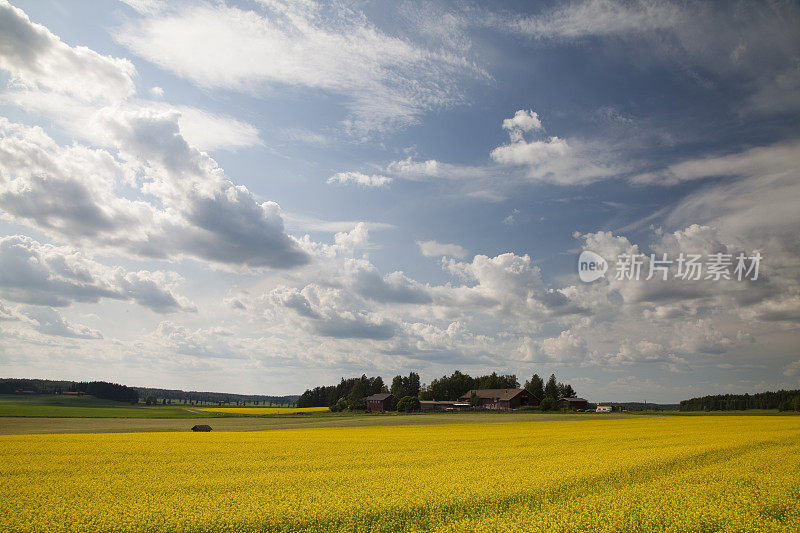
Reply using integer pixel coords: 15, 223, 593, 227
458, 388, 538, 410
558, 397, 589, 410
365, 393, 393, 413
191, 425, 213, 432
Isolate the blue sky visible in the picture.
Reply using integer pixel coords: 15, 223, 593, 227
1, 0, 799, 402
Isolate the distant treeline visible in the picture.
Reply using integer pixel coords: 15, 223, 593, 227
605, 402, 679, 412
680, 390, 800, 411
297, 370, 578, 411
0, 378, 138, 403
0, 378, 298, 406
133, 386, 298, 406
0, 378, 75, 395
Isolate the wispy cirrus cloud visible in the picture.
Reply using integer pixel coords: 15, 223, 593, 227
114, 0, 487, 134
327, 172, 392, 188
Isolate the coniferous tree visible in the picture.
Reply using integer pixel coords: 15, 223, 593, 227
407, 372, 421, 397
544, 374, 559, 401
525, 374, 545, 400
557, 382, 576, 399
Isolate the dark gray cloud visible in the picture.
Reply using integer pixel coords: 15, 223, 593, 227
0, 111, 310, 271
270, 285, 397, 340
182, 183, 309, 269
314, 317, 396, 340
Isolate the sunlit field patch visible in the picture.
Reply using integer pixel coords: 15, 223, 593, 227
2, 416, 799, 532
196, 406, 330, 415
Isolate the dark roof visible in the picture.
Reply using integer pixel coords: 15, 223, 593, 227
191, 424, 212, 431
458, 388, 532, 401
365, 393, 393, 401
560, 397, 588, 403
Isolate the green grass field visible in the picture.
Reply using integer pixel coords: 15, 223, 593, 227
0, 394, 640, 434
0, 395, 793, 436
0, 394, 204, 418
0, 410, 634, 434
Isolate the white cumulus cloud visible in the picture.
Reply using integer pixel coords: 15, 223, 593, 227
417, 240, 468, 259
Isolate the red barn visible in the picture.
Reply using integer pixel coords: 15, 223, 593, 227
365, 393, 393, 413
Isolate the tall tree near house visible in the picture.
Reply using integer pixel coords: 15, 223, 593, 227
370, 376, 386, 395
389, 375, 403, 410
558, 382, 576, 399
448, 370, 474, 399
476, 372, 518, 389
390, 372, 422, 408
477, 372, 500, 389
391, 375, 405, 400
525, 374, 545, 400
347, 377, 367, 411
407, 372, 420, 397
544, 374, 559, 401
423, 370, 476, 401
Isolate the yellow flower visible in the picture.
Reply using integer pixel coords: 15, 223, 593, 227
1, 416, 798, 531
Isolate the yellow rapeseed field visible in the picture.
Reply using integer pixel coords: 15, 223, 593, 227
2, 416, 799, 531
196, 406, 330, 415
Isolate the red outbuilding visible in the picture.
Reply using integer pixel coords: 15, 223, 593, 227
365, 393, 394, 413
